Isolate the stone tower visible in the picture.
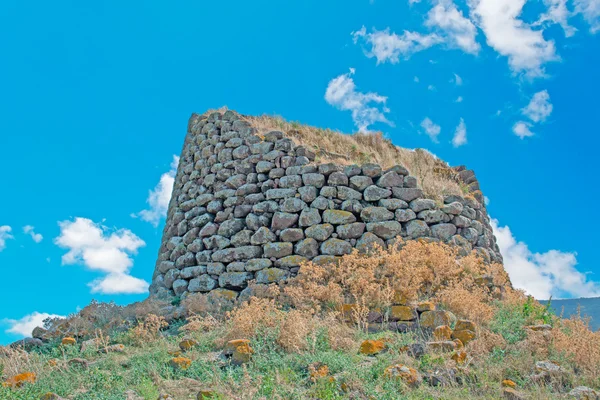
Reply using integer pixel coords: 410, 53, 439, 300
149, 110, 501, 299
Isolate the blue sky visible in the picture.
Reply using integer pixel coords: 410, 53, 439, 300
0, 0, 599, 344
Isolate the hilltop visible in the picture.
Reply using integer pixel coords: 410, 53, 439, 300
2, 241, 599, 399
1, 111, 599, 400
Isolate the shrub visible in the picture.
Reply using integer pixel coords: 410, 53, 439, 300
552, 312, 600, 377
220, 297, 354, 353
284, 241, 511, 318
489, 304, 529, 344
128, 314, 168, 346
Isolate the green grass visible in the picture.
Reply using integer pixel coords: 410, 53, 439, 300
0, 304, 593, 400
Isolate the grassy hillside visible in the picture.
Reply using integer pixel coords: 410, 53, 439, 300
2, 242, 599, 399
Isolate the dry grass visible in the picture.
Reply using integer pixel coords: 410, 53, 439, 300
248, 114, 466, 200
220, 297, 355, 353
282, 240, 511, 324
200, 107, 468, 200
128, 314, 168, 346
552, 313, 600, 376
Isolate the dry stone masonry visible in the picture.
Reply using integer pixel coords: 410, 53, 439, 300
150, 110, 502, 299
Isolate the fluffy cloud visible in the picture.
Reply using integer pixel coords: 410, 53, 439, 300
5, 312, 65, 337
522, 90, 553, 123
535, 0, 577, 37
455, 96, 464, 103
420, 117, 441, 142
426, 0, 481, 54
325, 68, 393, 133
136, 156, 179, 227
0, 225, 13, 251
89, 273, 149, 295
54, 217, 148, 294
513, 121, 535, 138
452, 118, 467, 147
23, 225, 43, 243
492, 219, 600, 299
352, 26, 443, 64
469, 0, 558, 77
574, 0, 600, 33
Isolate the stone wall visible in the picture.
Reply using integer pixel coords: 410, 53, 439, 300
149, 110, 502, 300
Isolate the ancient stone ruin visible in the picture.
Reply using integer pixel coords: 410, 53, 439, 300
149, 110, 502, 300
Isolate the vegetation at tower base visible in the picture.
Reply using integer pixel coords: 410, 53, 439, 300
2, 241, 600, 399
2, 111, 599, 399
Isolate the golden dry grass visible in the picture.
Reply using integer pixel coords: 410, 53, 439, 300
200, 107, 468, 200
281, 240, 510, 324
219, 297, 355, 353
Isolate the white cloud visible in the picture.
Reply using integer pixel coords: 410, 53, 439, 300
89, 273, 149, 295
352, 26, 443, 64
452, 73, 463, 86
535, 0, 577, 37
23, 225, 43, 243
469, 0, 559, 77
414, 76, 420, 83
5, 312, 65, 337
455, 96, 464, 103
54, 217, 148, 294
420, 117, 442, 142
492, 219, 600, 299
325, 68, 393, 133
574, 0, 600, 33
426, 0, 481, 54
136, 155, 179, 227
522, 90, 553, 122
0, 226, 13, 251
427, 84, 436, 91
452, 118, 467, 147
409, 0, 422, 5
513, 121, 535, 138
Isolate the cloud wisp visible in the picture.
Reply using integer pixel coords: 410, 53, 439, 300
426, 0, 480, 54
535, 0, 577, 37
574, 0, 600, 33
352, 26, 443, 64
420, 117, 442, 142
54, 217, 148, 294
23, 225, 43, 243
353, 1, 479, 65
522, 90, 553, 123
452, 118, 467, 147
513, 90, 553, 138
0, 226, 13, 251
513, 121, 535, 139
325, 68, 393, 133
136, 155, 180, 227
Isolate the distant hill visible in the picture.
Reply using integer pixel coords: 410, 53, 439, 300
540, 297, 600, 331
